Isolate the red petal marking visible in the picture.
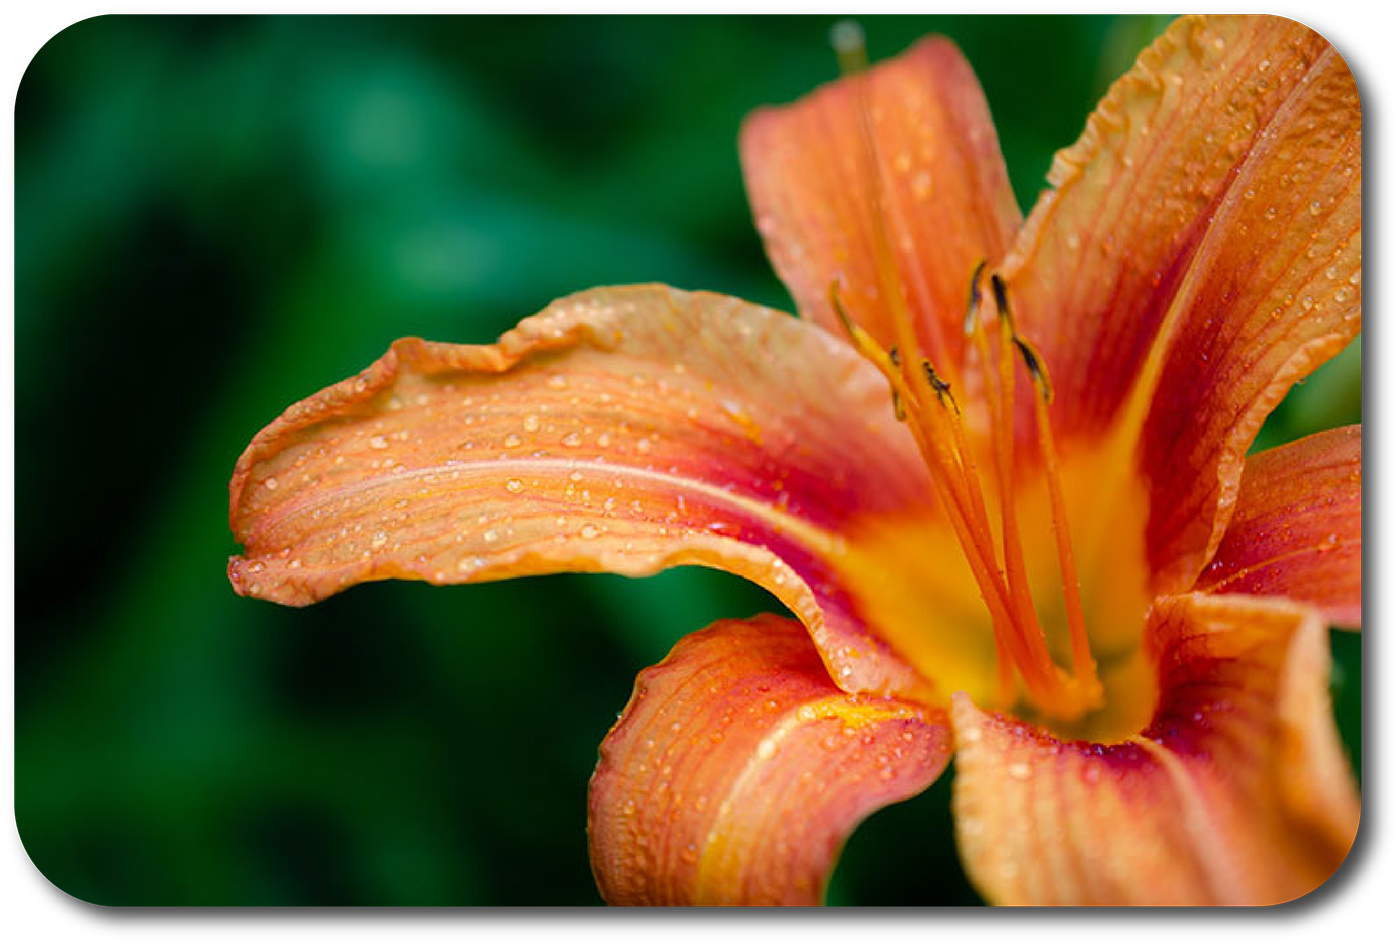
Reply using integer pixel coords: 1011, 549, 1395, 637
741, 36, 1020, 373
950, 593, 1357, 905
588, 615, 951, 905
1198, 426, 1361, 627
991, 18, 1360, 592
228, 285, 934, 697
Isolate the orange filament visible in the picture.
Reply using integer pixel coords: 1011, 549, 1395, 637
992, 278, 1100, 704
829, 23, 1100, 720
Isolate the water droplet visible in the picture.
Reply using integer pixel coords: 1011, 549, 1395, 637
482, 529, 499, 543
523, 415, 541, 433
580, 524, 599, 539
506, 479, 523, 493
1008, 761, 1030, 780
911, 169, 932, 200
562, 432, 581, 447
264, 476, 278, 491
370, 435, 389, 450
503, 434, 521, 448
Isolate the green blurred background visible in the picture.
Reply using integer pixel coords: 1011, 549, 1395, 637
15, 14, 1360, 906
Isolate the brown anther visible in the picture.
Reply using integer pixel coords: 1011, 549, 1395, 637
889, 346, 902, 368
921, 359, 959, 415
964, 260, 987, 335
990, 272, 1015, 330
1014, 336, 1053, 403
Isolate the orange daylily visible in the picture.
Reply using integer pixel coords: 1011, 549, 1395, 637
228, 15, 1360, 906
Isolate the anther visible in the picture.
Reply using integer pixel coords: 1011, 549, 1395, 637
990, 272, 1015, 329
1014, 337, 1053, 402
964, 260, 987, 335
830, 282, 907, 423
823, 284, 868, 351
921, 360, 959, 415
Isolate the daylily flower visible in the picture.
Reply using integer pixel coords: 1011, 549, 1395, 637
228, 14, 1360, 906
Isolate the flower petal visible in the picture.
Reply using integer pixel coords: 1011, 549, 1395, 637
741, 36, 1021, 369
950, 592, 1357, 905
1198, 426, 1361, 626
994, 16, 1359, 588
228, 284, 934, 697
588, 614, 951, 905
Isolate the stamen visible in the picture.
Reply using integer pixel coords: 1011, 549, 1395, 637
1014, 337, 1052, 402
989, 273, 1014, 331
993, 274, 1101, 705
988, 275, 1050, 679
921, 361, 958, 415
831, 282, 1030, 682
963, 260, 986, 336
821, 32, 1103, 717
1027, 353, 1098, 694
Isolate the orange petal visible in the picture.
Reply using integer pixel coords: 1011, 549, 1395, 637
993, 17, 1359, 588
741, 35, 1021, 372
950, 592, 1357, 905
228, 284, 934, 698
1198, 426, 1361, 627
588, 614, 951, 905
